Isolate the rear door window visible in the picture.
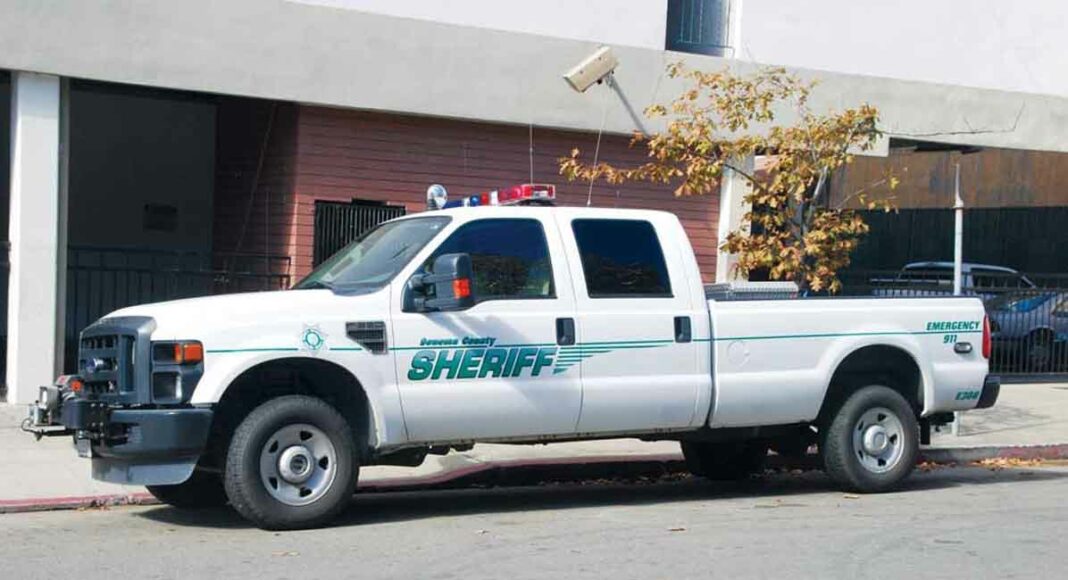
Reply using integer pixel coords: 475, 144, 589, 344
571, 219, 672, 298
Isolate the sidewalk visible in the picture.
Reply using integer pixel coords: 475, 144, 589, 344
2, 382, 1066, 511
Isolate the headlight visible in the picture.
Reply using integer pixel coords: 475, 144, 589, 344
152, 341, 204, 365
150, 341, 204, 403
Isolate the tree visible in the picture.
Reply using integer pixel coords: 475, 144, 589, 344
559, 63, 896, 293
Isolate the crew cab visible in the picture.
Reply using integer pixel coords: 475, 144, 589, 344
27, 184, 999, 530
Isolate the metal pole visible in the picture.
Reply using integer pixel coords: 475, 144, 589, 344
952, 163, 964, 436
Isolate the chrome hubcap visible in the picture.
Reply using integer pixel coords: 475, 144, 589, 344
259, 424, 337, 506
278, 445, 314, 484
852, 407, 905, 474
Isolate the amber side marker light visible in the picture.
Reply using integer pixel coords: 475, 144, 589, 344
180, 342, 204, 364
453, 278, 472, 299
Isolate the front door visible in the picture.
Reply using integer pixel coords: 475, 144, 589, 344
390, 215, 580, 442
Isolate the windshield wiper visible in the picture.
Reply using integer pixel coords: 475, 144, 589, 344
296, 279, 334, 290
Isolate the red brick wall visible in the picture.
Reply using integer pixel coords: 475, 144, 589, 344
288, 106, 721, 281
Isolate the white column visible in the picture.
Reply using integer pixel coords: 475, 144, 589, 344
6, 72, 65, 404
715, 155, 754, 283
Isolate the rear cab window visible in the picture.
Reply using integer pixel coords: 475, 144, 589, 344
571, 219, 672, 298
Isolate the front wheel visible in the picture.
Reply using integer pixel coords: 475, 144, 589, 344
224, 395, 359, 530
821, 385, 919, 493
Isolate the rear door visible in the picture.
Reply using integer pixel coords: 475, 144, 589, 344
559, 215, 707, 433
390, 214, 582, 442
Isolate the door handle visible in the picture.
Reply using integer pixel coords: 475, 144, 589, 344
556, 318, 576, 346
674, 316, 692, 343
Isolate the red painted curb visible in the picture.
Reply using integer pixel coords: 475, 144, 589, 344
2, 445, 1065, 515
0, 492, 157, 514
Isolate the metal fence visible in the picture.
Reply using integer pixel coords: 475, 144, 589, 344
313, 200, 406, 267
64, 246, 291, 372
839, 269, 1068, 376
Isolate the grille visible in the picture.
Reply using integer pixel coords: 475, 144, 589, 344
79, 333, 136, 398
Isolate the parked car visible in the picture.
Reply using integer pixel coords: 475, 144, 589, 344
871, 261, 1035, 302
986, 291, 1068, 372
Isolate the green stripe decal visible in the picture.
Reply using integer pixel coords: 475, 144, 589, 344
207, 347, 300, 354
713, 329, 983, 342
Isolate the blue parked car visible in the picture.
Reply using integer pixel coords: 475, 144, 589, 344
986, 291, 1068, 371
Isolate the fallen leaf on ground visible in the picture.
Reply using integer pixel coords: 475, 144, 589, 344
668, 527, 687, 532
973, 457, 1044, 471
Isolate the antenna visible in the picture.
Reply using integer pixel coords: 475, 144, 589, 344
529, 123, 535, 184
586, 72, 613, 207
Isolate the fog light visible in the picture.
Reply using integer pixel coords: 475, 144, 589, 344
152, 372, 181, 402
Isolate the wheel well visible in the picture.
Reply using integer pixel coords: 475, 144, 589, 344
817, 345, 923, 425
203, 358, 373, 467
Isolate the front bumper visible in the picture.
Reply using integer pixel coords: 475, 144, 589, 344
26, 383, 213, 486
977, 374, 1001, 409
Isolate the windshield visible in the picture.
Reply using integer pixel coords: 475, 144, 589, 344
295, 216, 451, 290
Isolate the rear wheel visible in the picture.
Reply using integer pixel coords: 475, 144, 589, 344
224, 395, 359, 530
821, 385, 919, 493
681, 440, 768, 480
146, 470, 227, 509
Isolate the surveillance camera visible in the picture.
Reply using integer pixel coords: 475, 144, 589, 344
563, 46, 619, 93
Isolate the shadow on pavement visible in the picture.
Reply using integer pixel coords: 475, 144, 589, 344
137, 464, 1068, 531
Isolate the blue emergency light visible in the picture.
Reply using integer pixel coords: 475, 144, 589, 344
426, 183, 556, 210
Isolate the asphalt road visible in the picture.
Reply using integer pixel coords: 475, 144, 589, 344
2, 465, 1066, 580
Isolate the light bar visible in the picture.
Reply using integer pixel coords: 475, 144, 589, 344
426, 183, 556, 210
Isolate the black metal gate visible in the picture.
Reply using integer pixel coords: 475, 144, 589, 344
313, 200, 406, 266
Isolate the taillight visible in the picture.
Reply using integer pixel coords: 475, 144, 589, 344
982, 315, 991, 359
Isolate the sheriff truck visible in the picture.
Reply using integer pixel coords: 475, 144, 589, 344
26, 183, 999, 530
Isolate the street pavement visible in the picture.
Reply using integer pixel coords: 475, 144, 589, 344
1, 463, 1066, 579
2, 381, 1067, 506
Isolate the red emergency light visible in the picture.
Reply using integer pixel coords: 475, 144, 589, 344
427, 183, 556, 210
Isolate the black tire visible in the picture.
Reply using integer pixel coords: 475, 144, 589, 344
146, 470, 227, 509
224, 395, 359, 530
821, 385, 919, 493
681, 440, 768, 480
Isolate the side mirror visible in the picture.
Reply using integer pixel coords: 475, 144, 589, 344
407, 253, 475, 312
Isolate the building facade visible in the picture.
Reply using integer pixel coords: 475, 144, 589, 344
3, 0, 1068, 403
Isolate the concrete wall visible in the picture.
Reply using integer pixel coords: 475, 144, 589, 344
1, 0, 1066, 155
67, 83, 216, 252
738, 0, 1068, 96
289, 0, 668, 50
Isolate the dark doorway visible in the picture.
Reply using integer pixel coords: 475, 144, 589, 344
313, 200, 406, 266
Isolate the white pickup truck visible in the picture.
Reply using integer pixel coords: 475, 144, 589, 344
27, 184, 998, 530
